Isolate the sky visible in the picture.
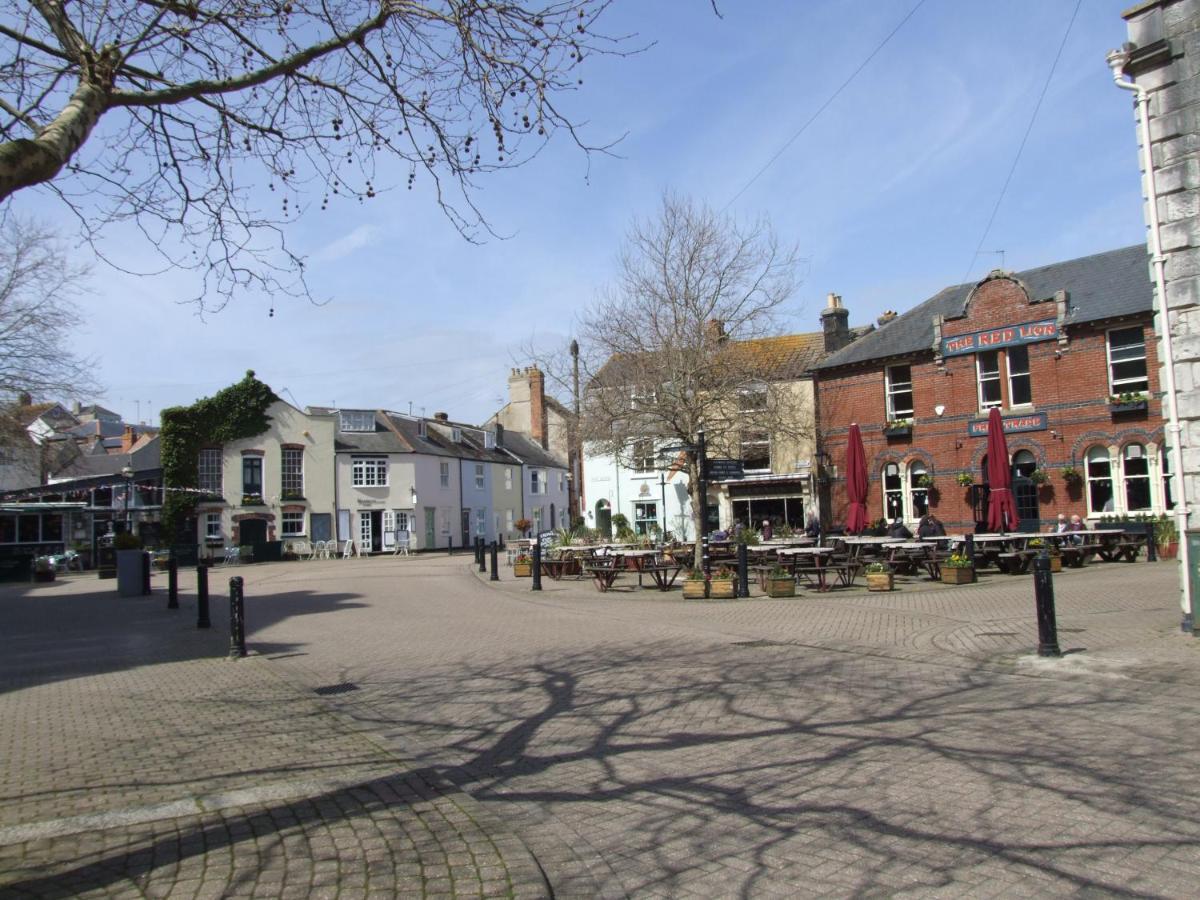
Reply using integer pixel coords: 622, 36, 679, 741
13, 0, 1148, 427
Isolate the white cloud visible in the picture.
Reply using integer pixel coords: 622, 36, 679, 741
310, 224, 381, 263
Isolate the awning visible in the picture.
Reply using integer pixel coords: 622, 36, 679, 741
0, 468, 162, 501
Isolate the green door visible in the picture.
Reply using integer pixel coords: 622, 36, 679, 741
425, 507, 436, 549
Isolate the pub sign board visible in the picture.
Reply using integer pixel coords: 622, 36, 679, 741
941, 320, 1058, 358
706, 458, 745, 481
966, 412, 1048, 437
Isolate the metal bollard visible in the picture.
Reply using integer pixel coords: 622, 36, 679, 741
489, 541, 499, 581
737, 541, 749, 598
1033, 550, 1061, 657
478, 538, 487, 572
702, 534, 710, 576
964, 534, 977, 583
474, 537, 482, 568
531, 540, 542, 591
197, 562, 211, 629
1145, 526, 1157, 562
448, 534, 453, 556
141, 551, 152, 595
167, 554, 179, 609
229, 576, 246, 658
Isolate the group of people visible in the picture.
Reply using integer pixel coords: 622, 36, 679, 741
884, 514, 946, 541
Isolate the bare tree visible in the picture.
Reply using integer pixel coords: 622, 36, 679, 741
0, 215, 97, 451
577, 192, 803, 564
0, 1, 628, 310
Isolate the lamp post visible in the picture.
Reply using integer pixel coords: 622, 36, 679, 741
121, 464, 134, 535
659, 472, 667, 540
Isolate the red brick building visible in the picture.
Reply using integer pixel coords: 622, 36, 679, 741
813, 246, 1173, 531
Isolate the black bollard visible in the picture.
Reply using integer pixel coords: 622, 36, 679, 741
478, 538, 487, 572
1033, 550, 1061, 657
167, 554, 179, 609
702, 534, 710, 577
964, 534, 977, 583
448, 534, 453, 556
474, 537, 481, 568
196, 562, 211, 629
229, 576, 246, 658
1145, 525, 1158, 562
141, 551, 152, 595
737, 541, 749, 598
531, 540, 542, 591
489, 541, 499, 581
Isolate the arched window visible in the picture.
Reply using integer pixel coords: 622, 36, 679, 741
1162, 442, 1176, 511
1011, 450, 1036, 479
1122, 444, 1151, 512
908, 461, 928, 519
882, 463, 903, 520
1085, 446, 1113, 515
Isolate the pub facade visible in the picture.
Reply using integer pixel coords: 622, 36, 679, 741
813, 245, 1171, 531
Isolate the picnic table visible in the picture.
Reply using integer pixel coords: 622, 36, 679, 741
643, 561, 685, 591
582, 557, 623, 592
882, 541, 941, 578
778, 546, 844, 591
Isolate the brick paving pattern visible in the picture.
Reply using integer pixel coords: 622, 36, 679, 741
4, 555, 1200, 897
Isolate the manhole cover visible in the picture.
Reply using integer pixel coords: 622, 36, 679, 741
314, 682, 360, 696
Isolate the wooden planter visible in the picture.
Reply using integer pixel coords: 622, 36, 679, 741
764, 577, 795, 598
941, 566, 974, 585
866, 572, 894, 592
682, 579, 708, 599
708, 579, 736, 600
513, 562, 532, 577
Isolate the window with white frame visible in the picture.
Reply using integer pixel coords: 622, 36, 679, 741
395, 511, 410, 533
339, 410, 375, 432
476, 508, 486, 535
530, 469, 543, 494
351, 456, 388, 487
439, 461, 449, 487
634, 502, 658, 535
532, 507, 543, 530
977, 351, 1002, 409
882, 463, 903, 520
1122, 443, 1152, 512
1162, 443, 1176, 511
281, 447, 303, 497
198, 448, 222, 494
506, 508, 514, 532
204, 512, 222, 542
475, 464, 485, 490
740, 428, 771, 472
281, 511, 305, 536
1085, 446, 1114, 515
885, 365, 914, 419
1107, 326, 1149, 395
505, 467, 513, 490
631, 439, 655, 473
908, 461, 928, 518
1006, 345, 1032, 406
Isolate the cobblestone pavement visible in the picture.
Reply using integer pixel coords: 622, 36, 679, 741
0, 574, 549, 899
233, 554, 1200, 897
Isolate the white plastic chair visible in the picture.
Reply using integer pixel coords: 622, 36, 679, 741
342, 540, 354, 560
223, 546, 239, 565
393, 531, 411, 556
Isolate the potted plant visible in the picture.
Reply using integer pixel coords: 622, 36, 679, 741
1108, 391, 1149, 413
883, 418, 913, 437
514, 518, 532, 538
1028, 468, 1048, 486
735, 526, 760, 546
708, 566, 737, 599
940, 552, 974, 584
1026, 538, 1062, 573
763, 565, 795, 598
864, 561, 893, 592
682, 568, 708, 599
1154, 515, 1179, 560
915, 473, 935, 489
956, 472, 974, 487
512, 553, 533, 576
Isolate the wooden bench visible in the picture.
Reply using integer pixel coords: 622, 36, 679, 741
997, 550, 1037, 574
583, 562, 621, 592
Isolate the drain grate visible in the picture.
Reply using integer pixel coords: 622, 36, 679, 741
314, 682, 360, 696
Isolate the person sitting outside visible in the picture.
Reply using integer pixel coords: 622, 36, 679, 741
1067, 514, 1086, 544
1053, 513, 1069, 534
804, 513, 822, 538
917, 513, 945, 538
887, 517, 913, 540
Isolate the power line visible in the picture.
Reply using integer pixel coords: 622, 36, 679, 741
961, 0, 1084, 283
722, 0, 929, 212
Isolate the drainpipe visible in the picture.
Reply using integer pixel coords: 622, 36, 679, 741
1108, 48, 1193, 630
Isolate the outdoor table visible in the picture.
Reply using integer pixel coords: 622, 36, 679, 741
882, 541, 938, 577
778, 547, 838, 591
618, 549, 660, 587
583, 557, 623, 592
643, 562, 685, 591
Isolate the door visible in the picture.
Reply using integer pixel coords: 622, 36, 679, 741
461, 508, 471, 547
358, 511, 372, 552
383, 510, 395, 550
596, 501, 612, 540
240, 518, 267, 545
425, 507, 436, 549
310, 513, 332, 543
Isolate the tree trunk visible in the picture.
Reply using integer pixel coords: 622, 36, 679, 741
689, 457, 705, 573
0, 80, 109, 201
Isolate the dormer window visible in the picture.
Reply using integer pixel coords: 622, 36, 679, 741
451, 427, 462, 443
339, 410, 375, 432
417, 420, 427, 438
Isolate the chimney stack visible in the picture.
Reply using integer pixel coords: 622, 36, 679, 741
17, 391, 32, 406
820, 292, 851, 353
121, 425, 137, 453
495, 423, 504, 446
527, 366, 547, 449
434, 411, 449, 422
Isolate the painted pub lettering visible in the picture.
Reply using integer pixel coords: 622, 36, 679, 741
967, 412, 1049, 437
942, 319, 1058, 358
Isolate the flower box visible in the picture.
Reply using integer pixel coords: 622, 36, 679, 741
883, 423, 912, 438
513, 561, 532, 577
708, 579, 736, 600
764, 576, 795, 598
941, 566, 974, 585
866, 572, 894, 592
682, 579, 708, 599
1109, 400, 1147, 414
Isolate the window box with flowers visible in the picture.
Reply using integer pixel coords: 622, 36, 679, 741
1108, 392, 1149, 414
940, 552, 974, 584
883, 418, 913, 438
280, 491, 306, 502
241, 493, 265, 506
682, 569, 708, 599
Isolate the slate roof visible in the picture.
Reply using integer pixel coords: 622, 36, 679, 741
498, 430, 566, 469
817, 245, 1152, 370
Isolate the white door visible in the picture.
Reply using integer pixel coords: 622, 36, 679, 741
383, 510, 395, 549
358, 511, 372, 551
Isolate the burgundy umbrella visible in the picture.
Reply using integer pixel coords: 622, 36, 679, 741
985, 407, 1019, 532
845, 423, 869, 535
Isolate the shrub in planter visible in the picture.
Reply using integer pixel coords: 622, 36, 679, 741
940, 552, 974, 584
864, 561, 893, 592
708, 566, 736, 599
113, 531, 142, 550
956, 473, 974, 487
513, 553, 533, 577
1154, 515, 1179, 559
1026, 538, 1062, 572
763, 565, 795, 598
682, 569, 708, 599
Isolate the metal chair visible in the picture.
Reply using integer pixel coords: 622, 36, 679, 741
223, 546, 240, 565
342, 540, 354, 560
393, 531, 411, 556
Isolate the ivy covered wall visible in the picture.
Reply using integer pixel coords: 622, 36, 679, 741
161, 371, 277, 540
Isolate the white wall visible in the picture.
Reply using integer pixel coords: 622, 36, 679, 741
583, 447, 693, 540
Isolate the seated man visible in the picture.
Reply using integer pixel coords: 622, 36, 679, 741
917, 514, 945, 538
888, 518, 913, 540
1067, 514, 1086, 543
1053, 513, 1069, 534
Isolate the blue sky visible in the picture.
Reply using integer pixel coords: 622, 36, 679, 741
16, 0, 1146, 426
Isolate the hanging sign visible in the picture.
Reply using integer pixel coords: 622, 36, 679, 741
706, 458, 745, 481
942, 320, 1058, 357
967, 412, 1048, 436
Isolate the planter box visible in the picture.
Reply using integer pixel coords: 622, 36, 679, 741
764, 577, 795, 598
1158, 542, 1178, 560
866, 572, 894, 592
708, 579, 736, 599
1109, 401, 1147, 414
941, 566, 974, 585
682, 580, 707, 599
883, 424, 912, 438
513, 562, 532, 577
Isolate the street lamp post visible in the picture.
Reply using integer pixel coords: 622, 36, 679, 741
121, 464, 134, 535
659, 472, 667, 540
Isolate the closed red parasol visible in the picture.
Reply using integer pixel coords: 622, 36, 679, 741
845, 423, 868, 535
985, 407, 1019, 532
